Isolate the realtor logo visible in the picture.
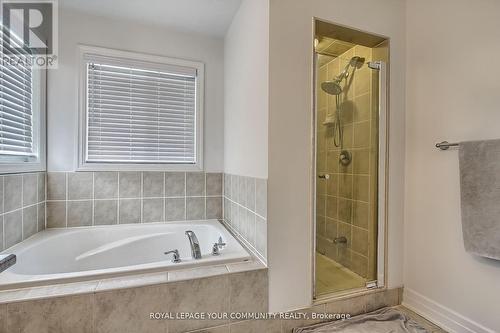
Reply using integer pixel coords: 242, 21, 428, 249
1, 0, 58, 68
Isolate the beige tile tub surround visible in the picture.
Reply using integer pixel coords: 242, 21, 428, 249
0, 277, 401, 333
0, 172, 46, 251
46, 172, 223, 227
0, 263, 270, 333
222, 173, 267, 261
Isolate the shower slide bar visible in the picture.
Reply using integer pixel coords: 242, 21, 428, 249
435, 141, 460, 150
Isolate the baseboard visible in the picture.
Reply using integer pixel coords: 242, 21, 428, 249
403, 288, 495, 333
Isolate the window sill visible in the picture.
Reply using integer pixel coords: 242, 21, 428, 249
0, 161, 46, 175
76, 162, 203, 172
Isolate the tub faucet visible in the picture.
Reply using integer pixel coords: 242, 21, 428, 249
185, 230, 202, 259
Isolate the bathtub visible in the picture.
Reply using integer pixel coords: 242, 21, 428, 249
0, 220, 251, 289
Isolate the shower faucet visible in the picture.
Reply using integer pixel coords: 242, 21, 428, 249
185, 230, 202, 259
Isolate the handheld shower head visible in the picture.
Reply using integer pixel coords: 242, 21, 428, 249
349, 56, 365, 68
320, 56, 365, 95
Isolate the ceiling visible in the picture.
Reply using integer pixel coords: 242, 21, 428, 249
316, 37, 355, 57
315, 20, 387, 48
315, 37, 355, 67
60, 0, 243, 37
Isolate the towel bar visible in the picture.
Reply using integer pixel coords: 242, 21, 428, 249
435, 141, 459, 150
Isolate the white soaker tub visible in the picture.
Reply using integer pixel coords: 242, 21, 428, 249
0, 220, 251, 289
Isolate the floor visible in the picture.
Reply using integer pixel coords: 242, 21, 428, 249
295, 306, 447, 333
315, 252, 366, 295
395, 306, 448, 333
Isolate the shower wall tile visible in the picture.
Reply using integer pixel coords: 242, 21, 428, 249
352, 201, 369, 229
325, 197, 337, 219
46, 172, 222, 228
354, 93, 371, 122
0, 172, 46, 251
223, 173, 267, 262
353, 149, 370, 174
353, 121, 370, 148
316, 215, 326, 238
352, 227, 369, 256
325, 218, 337, 241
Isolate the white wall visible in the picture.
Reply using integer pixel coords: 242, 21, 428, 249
268, 0, 406, 311
223, 0, 269, 178
48, 9, 225, 172
404, 0, 500, 331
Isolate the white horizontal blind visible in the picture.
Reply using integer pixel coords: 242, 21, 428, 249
0, 27, 34, 157
86, 58, 197, 164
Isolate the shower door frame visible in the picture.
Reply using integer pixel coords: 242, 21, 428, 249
311, 24, 390, 302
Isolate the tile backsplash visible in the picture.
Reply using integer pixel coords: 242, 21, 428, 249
0, 172, 46, 251
46, 172, 223, 228
223, 173, 267, 262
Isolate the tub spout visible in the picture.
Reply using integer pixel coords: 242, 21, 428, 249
185, 230, 202, 259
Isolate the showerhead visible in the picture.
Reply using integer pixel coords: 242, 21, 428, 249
349, 56, 365, 68
320, 56, 365, 95
321, 80, 343, 95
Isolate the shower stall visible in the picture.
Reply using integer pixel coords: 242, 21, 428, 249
313, 20, 388, 299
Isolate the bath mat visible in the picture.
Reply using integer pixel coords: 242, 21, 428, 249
293, 307, 429, 333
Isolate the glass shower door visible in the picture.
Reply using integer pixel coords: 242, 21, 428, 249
314, 41, 387, 298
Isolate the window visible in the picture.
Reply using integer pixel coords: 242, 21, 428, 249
78, 46, 204, 171
0, 26, 46, 173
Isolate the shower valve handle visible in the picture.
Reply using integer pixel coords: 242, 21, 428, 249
318, 174, 330, 180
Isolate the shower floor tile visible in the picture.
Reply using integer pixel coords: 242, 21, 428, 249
315, 252, 366, 295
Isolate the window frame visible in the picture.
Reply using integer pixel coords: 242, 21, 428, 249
0, 62, 47, 174
77, 45, 204, 172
